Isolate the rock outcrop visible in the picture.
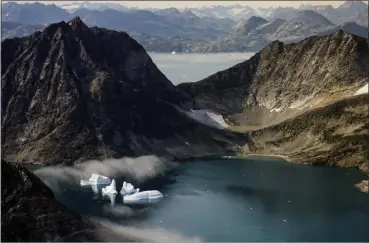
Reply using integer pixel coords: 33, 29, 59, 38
355, 180, 369, 193
178, 30, 369, 172
1, 160, 140, 241
1, 17, 247, 165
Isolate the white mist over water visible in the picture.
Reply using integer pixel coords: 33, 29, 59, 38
149, 52, 256, 85
34, 156, 175, 193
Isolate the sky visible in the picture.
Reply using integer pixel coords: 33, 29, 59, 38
7, 1, 346, 9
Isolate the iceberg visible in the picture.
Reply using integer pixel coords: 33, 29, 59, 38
120, 181, 139, 195
91, 184, 99, 194
82, 173, 111, 185
123, 190, 163, 204
102, 179, 118, 195
102, 193, 117, 206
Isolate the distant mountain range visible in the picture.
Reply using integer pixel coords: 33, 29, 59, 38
184, 1, 368, 25
2, 1, 368, 53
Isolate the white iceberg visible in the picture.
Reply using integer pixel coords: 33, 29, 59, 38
102, 179, 118, 195
102, 191, 117, 206
120, 181, 139, 195
123, 190, 164, 204
91, 184, 99, 194
83, 173, 111, 185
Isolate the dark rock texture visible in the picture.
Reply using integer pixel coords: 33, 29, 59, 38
179, 30, 369, 172
1, 17, 247, 165
1, 160, 140, 241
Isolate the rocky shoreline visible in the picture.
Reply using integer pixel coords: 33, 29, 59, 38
355, 180, 369, 194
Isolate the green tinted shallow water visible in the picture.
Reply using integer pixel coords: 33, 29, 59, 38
28, 157, 369, 242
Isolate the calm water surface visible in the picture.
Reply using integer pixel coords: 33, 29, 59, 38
148, 53, 255, 85
29, 157, 369, 242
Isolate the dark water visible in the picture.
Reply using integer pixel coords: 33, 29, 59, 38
29, 157, 369, 242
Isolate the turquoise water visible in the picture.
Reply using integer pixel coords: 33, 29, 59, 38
29, 157, 369, 242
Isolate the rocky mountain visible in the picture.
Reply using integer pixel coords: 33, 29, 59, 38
1, 2, 232, 41
191, 10, 336, 53
1, 160, 141, 241
235, 16, 269, 35
2, 2, 69, 24
1, 21, 45, 40
60, 1, 132, 13
178, 30, 369, 172
318, 22, 369, 38
268, 10, 334, 42
1, 17, 247, 164
184, 1, 367, 26
301, 1, 369, 26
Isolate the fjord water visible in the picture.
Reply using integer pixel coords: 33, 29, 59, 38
29, 157, 369, 242
148, 52, 256, 85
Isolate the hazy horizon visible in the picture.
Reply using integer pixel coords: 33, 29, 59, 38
5, 1, 347, 9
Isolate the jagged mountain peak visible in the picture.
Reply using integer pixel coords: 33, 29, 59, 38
68, 16, 89, 30
1, 18, 246, 164
246, 16, 268, 24
339, 0, 368, 9
236, 16, 269, 35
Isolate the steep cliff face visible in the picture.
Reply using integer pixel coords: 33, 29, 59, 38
178, 30, 369, 172
1, 17, 247, 164
1, 160, 140, 241
179, 31, 369, 127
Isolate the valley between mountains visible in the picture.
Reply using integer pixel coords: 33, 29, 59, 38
1, 13, 368, 242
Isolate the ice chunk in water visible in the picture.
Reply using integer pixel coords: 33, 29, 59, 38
123, 190, 163, 204
88, 173, 111, 184
120, 181, 139, 195
102, 179, 118, 195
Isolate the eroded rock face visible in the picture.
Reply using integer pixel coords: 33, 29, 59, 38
355, 180, 369, 193
1, 160, 140, 241
179, 31, 369, 127
179, 30, 369, 172
1, 17, 247, 164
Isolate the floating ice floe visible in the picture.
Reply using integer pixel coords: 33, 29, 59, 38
102, 179, 118, 195
123, 190, 164, 204
80, 173, 111, 185
120, 181, 139, 195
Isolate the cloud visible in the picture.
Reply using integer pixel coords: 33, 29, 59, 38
33, 155, 176, 193
95, 218, 203, 242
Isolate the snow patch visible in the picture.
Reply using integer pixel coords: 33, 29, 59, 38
354, 83, 368, 96
185, 109, 228, 129
270, 108, 282, 112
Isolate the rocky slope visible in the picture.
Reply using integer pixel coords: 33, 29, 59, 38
178, 30, 369, 172
246, 94, 369, 172
1, 17, 247, 165
1, 160, 141, 241
318, 22, 369, 38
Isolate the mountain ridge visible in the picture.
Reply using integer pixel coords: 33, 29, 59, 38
1, 17, 247, 165
178, 30, 369, 172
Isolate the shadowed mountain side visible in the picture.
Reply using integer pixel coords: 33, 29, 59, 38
1, 17, 247, 165
1, 160, 142, 241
